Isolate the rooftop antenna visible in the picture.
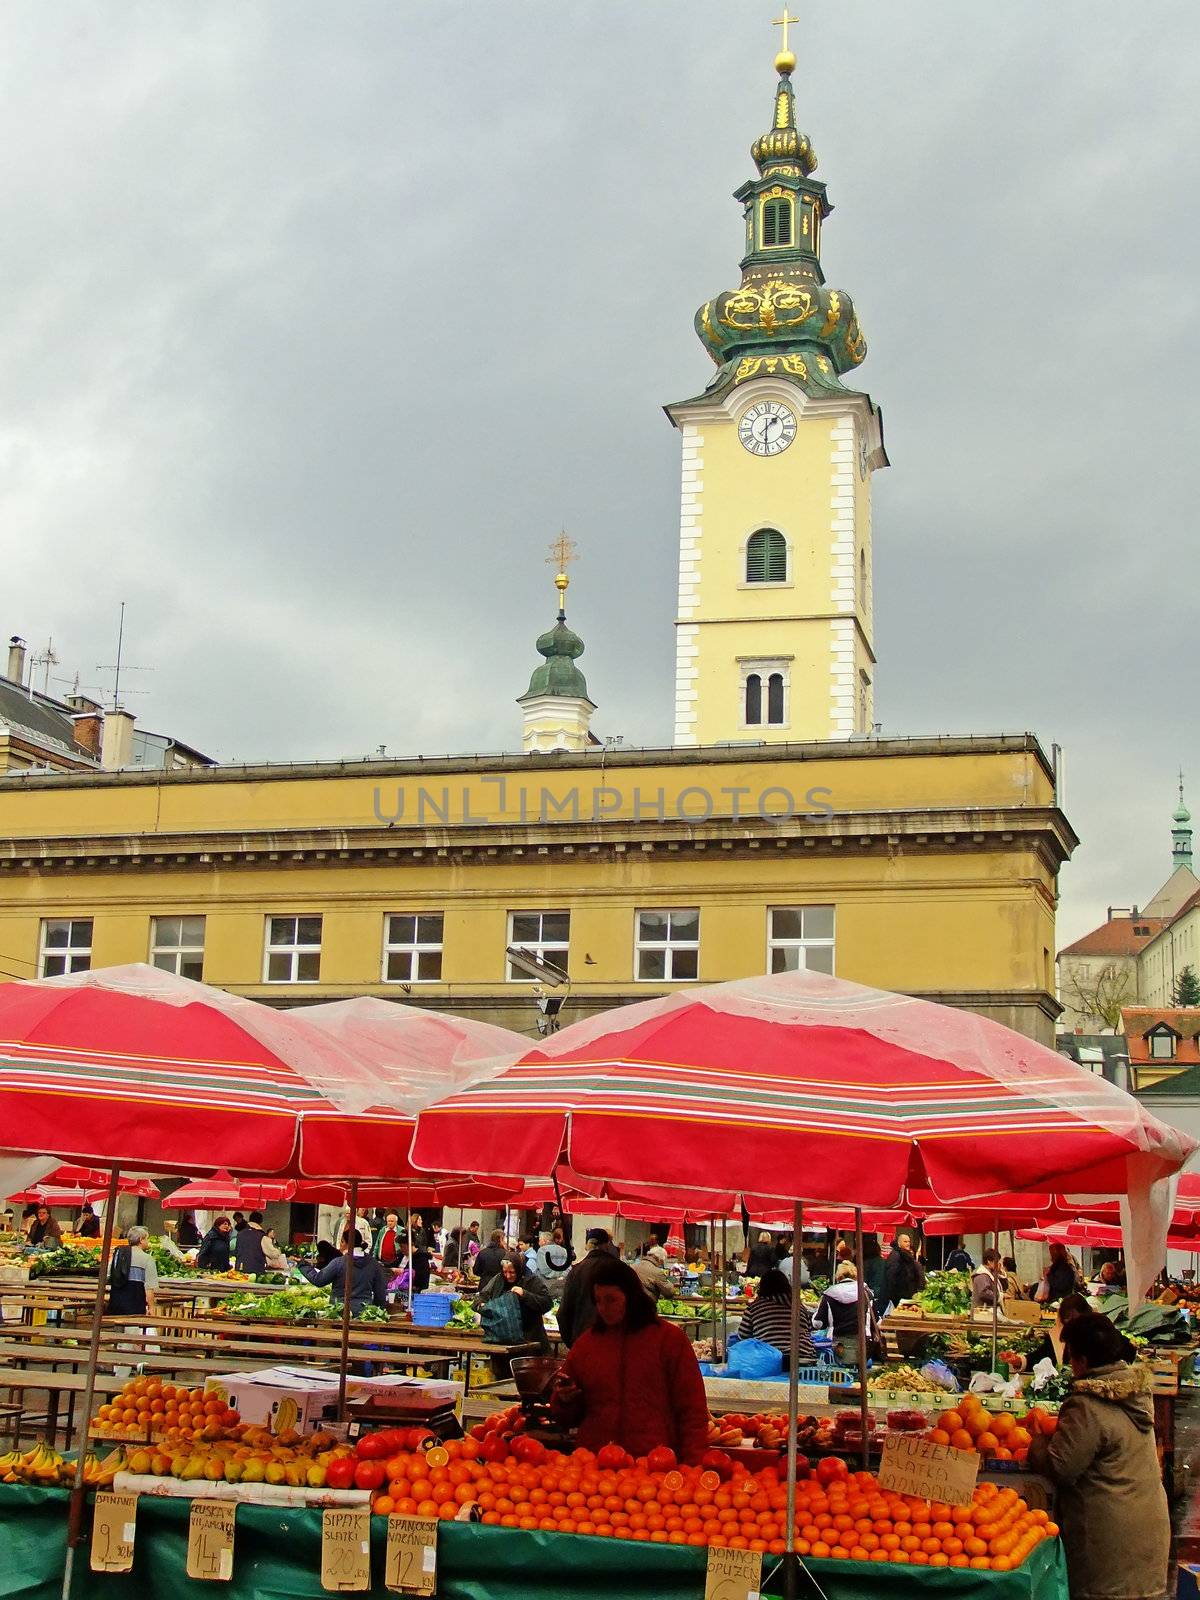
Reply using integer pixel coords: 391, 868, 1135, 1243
95, 602, 152, 710
29, 638, 59, 700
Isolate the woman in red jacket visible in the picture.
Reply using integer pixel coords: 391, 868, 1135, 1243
550, 1257, 710, 1464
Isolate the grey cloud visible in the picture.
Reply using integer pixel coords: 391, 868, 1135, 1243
3, 1, 1197, 942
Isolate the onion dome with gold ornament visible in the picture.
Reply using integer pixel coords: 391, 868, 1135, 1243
690, 33, 869, 399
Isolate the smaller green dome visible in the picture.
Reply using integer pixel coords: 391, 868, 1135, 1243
525, 616, 589, 699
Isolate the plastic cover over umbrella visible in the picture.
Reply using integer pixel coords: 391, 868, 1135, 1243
0, 964, 525, 1180
413, 968, 1195, 1298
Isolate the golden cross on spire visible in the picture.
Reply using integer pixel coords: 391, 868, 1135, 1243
547, 532, 578, 572
547, 532, 578, 614
773, 7, 797, 53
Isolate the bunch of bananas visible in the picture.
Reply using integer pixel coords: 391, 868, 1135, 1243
0, 1441, 124, 1487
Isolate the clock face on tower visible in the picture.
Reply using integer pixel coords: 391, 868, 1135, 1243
737, 400, 797, 457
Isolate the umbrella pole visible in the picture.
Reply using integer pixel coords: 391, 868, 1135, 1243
707, 1215, 716, 1344
991, 1219, 1000, 1375
854, 1208, 870, 1472
63, 1164, 121, 1599
784, 1202, 803, 1600
721, 1218, 729, 1358
336, 1179, 358, 1423
407, 1204, 414, 1314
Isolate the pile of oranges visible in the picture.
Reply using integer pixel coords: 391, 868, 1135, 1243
925, 1390, 1057, 1463
93, 1377, 239, 1442
368, 1437, 1057, 1569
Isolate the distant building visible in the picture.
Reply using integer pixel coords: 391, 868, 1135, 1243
1120, 1006, 1200, 1090
1057, 782, 1199, 1029
0, 635, 212, 777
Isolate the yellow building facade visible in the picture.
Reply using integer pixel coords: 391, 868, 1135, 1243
0, 736, 1072, 1045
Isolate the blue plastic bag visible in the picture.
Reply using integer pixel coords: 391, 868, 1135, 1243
725, 1338, 784, 1379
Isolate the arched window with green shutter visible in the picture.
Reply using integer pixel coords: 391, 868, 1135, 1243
745, 528, 788, 584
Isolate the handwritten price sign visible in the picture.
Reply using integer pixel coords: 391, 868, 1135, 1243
704, 1544, 763, 1600
320, 1508, 372, 1593
187, 1499, 236, 1582
90, 1491, 138, 1573
385, 1515, 438, 1595
878, 1433, 980, 1507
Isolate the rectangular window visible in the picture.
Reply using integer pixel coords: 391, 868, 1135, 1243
383, 913, 444, 983
506, 911, 570, 981
635, 908, 699, 982
150, 915, 205, 981
39, 918, 93, 977
768, 905, 835, 975
1149, 1032, 1176, 1061
263, 915, 322, 983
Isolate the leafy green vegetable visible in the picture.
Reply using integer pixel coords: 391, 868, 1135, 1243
27, 1245, 101, 1279
913, 1271, 972, 1316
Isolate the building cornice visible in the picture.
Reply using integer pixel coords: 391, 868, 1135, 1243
0, 804, 1077, 877
0, 732, 1061, 792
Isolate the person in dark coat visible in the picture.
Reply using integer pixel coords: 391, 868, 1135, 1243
883, 1231, 925, 1311
472, 1228, 507, 1285
477, 1252, 552, 1352
861, 1235, 887, 1305
196, 1216, 233, 1273
175, 1210, 202, 1250
557, 1234, 619, 1346
745, 1231, 779, 1279
234, 1210, 268, 1275
76, 1205, 101, 1239
27, 1206, 63, 1247
306, 1232, 389, 1314
1039, 1242, 1083, 1304
1029, 1313, 1169, 1600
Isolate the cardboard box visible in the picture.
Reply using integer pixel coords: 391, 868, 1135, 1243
205, 1366, 460, 1430
1001, 1300, 1046, 1326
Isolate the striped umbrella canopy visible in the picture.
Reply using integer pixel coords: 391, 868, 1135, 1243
161, 1170, 527, 1211
9, 1167, 160, 1207
413, 968, 1194, 1212
0, 964, 523, 1181
1018, 1221, 1200, 1254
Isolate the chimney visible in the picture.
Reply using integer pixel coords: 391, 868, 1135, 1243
71, 711, 102, 759
6, 637, 26, 685
100, 708, 136, 770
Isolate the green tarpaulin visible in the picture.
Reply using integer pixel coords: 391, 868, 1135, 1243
0, 1486, 1068, 1600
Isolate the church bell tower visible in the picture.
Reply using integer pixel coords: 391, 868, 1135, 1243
667, 15, 887, 747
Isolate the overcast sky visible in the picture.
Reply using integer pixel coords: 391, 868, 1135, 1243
4, 2, 1198, 948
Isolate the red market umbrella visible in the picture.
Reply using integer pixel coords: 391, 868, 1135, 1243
413, 968, 1193, 1210
0, 965, 523, 1180
161, 1170, 527, 1211
8, 1166, 160, 1206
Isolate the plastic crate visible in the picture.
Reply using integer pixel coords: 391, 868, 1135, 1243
795, 1365, 855, 1386
411, 1292, 457, 1328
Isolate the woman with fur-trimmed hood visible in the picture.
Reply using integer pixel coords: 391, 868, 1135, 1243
1028, 1312, 1168, 1600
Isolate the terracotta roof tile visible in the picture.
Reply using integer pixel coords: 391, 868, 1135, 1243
1121, 1007, 1200, 1064
1058, 916, 1168, 958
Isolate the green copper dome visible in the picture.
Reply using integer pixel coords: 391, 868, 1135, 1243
521, 571, 590, 701
692, 58, 867, 397
525, 615, 589, 699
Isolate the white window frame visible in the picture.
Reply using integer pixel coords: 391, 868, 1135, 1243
767, 906, 836, 975
739, 657, 791, 730
38, 918, 93, 977
738, 527, 793, 591
635, 908, 700, 983
506, 910, 570, 982
263, 915, 323, 984
1148, 1029, 1176, 1061
149, 915, 206, 980
382, 913, 444, 984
